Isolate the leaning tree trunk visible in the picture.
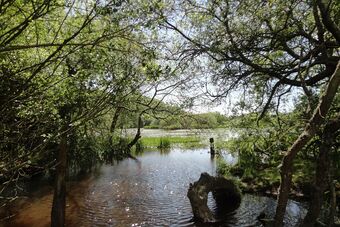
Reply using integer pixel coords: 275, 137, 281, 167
301, 134, 331, 226
301, 116, 340, 226
127, 114, 143, 150
110, 107, 121, 134
51, 121, 69, 227
274, 61, 340, 226
107, 108, 121, 161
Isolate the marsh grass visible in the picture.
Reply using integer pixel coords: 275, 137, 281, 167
158, 138, 171, 149
140, 136, 203, 149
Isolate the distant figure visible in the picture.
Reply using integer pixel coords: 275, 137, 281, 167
209, 138, 215, 155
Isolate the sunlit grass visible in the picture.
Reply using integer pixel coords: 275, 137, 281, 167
140, 136, 204, 149
157, 137, 170, 149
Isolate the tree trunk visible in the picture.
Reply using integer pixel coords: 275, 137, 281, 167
275, 132, 313, 227
301, 116, 340, 226
127, 114, 143, 150
328, 169, 336, 227
108, 108, 121, 154
274, 61, 340, 226
187, 172, 241, 223
110, 107, 121, 133
51, 122, 68, 227
301, 135, 330, 226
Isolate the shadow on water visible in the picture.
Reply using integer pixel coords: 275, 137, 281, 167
2, 147, 306, 227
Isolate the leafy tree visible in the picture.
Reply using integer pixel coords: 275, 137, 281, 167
0, 0, 177, 225
158, 0, 340, 225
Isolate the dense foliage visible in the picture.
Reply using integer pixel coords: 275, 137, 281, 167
0, 0, 339, 226
0, 0, 175, 212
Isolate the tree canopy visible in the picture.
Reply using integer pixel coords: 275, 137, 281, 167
0, 0, 339, 226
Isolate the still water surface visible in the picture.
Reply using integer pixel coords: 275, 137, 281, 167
5, 148, 306, 227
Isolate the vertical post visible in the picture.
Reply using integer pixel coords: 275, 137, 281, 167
209, 138, 215, 155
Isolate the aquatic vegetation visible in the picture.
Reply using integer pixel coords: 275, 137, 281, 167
1, 0, 339, 224
157, 137, 171, 149
216, 157, 232, 176
140, 136, 203, 149
134, 140, 144, 154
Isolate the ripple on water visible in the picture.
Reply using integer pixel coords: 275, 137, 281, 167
4, 148, 306, 227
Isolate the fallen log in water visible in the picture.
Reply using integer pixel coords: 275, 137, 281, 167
187, 172, 241, 223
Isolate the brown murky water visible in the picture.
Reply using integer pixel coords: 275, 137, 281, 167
2, 148, 306, 226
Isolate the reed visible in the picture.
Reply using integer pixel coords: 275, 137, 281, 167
140, 136, 202, 148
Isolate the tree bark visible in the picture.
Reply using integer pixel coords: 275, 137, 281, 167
187, 172, 241, 223
274, 61, 340, 226
110, 107, 121, 133
127, 114, 143, 150
108, 108, 121, 154
328, 171, 336, 226
301, 116, 340, 226
51, 122, 68, 227
316, 0, 340, 44
301, 136, 330, 226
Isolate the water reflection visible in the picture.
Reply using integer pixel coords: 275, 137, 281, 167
159, 148, 171, 155
3, 148, 306, 227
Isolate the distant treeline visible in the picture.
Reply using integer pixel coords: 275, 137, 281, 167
114, 97, 298, 130
143, 112, 230, 129
121, 108, 282, 130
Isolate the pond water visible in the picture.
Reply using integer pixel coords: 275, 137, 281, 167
3, 147, 306, 227
125, 128, 239, 141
